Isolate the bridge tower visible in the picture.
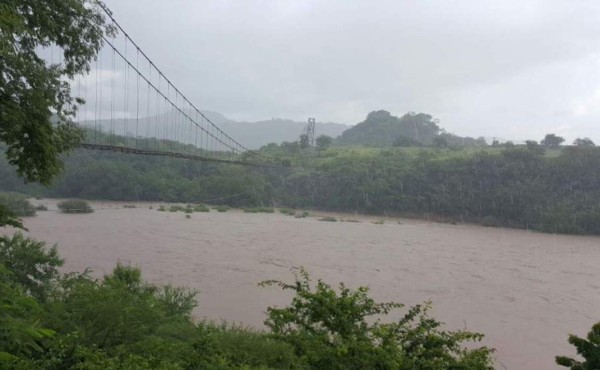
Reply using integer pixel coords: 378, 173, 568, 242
305, 118, 316, 147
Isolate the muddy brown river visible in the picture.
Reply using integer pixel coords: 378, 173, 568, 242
9, 199, 600, 369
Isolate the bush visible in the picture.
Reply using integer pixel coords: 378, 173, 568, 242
279, 208, 296, 216
57, 200, 94, 214
123, 204, 136, 209
260, 270, 493, 369
0, 192, 36, 217
157, 205, 166, 212
319, 216, 337, 222
193, 204, 210, 212
244, 207, 274, 213
184, 207, 194, 214
169, 205, 183, 212
35, 204, 48, 211
214, 205, 230, 212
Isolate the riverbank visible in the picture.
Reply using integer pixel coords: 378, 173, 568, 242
7, 199, 600, 369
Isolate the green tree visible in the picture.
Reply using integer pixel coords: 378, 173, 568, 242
0, 233, 63, 302
0, 0, 114, 229
0, 0, 114, 186
315, 135, 333, 149
393, 135, 420, 147
573, 138, 595, 147
541, 133, 565, 149
556, 322, 600, 369
433, 136, 448, 148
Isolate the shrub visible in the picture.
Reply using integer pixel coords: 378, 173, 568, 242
123, 204, 136, 209
168, 205, 183, 212
193, 204, 210, 212
214, 205, 230, 212
372, 220, 385, 225
57, 200, 94, 214
0, 192, 36, 217
185, 215, 191, 219
157, 205, 166, 212
319, 216, 337, 222
35, 204, 48, 211
244, 207, 274, 213
279, 208, 296, 216
343, 218, 360, 223
260, 270, 493, 369
184, 207, 194, 214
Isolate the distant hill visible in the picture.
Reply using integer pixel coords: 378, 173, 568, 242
335, 110, 441, 147
200, 111, 348, 148
82, 110, 348, 149
335, 110, 487, 147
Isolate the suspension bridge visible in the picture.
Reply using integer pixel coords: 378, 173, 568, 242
62, 2, 270, 167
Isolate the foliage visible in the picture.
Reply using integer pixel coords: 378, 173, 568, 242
573, 138, 595, 147
318, 216, 337, 222
393, 135, 421, 147
0, 204, 23, 229
35, 204, 48, 211
0, 233, 505, 369
0, 233, 63, 302
193, 204, 210, 212
3, 144, 600, 235
279, 208, 296, 216
0, 0, 114, 185
57, 199, 94, 214
0, 264, 55, 364
556, 322, 600, 369
214, 205, 230, 212
260, 269, 494, 369
243, 207, 274, 213
336, 111, 442, 147
315, 135, 333, 149
0, 192, 36, 217
541, 133, 565, 149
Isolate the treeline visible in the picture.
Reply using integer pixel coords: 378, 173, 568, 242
275, 145, 600, 234
0, 149, 271, 207
2, 144, 600, 235
1, 233, 494, 369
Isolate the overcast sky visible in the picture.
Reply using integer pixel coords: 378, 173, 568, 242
103, 0, 600, 143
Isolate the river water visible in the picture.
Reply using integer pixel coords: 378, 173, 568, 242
11, 199, 600, 369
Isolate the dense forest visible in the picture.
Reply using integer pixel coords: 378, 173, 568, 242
2, 137, 600, 235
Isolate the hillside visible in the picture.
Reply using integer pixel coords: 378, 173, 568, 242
334, 110, 488, 147
335, 110, 441, 146
82, 111, 348, 149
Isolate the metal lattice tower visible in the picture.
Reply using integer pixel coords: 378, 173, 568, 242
306, 118, 316, 147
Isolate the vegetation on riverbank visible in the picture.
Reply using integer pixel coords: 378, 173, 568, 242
0, 192, 36, 217
2, 142, 600, 234
0, 233, 495, 369
57, 199, 94, 214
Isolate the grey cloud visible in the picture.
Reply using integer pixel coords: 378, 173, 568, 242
102, 0, 600, 143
